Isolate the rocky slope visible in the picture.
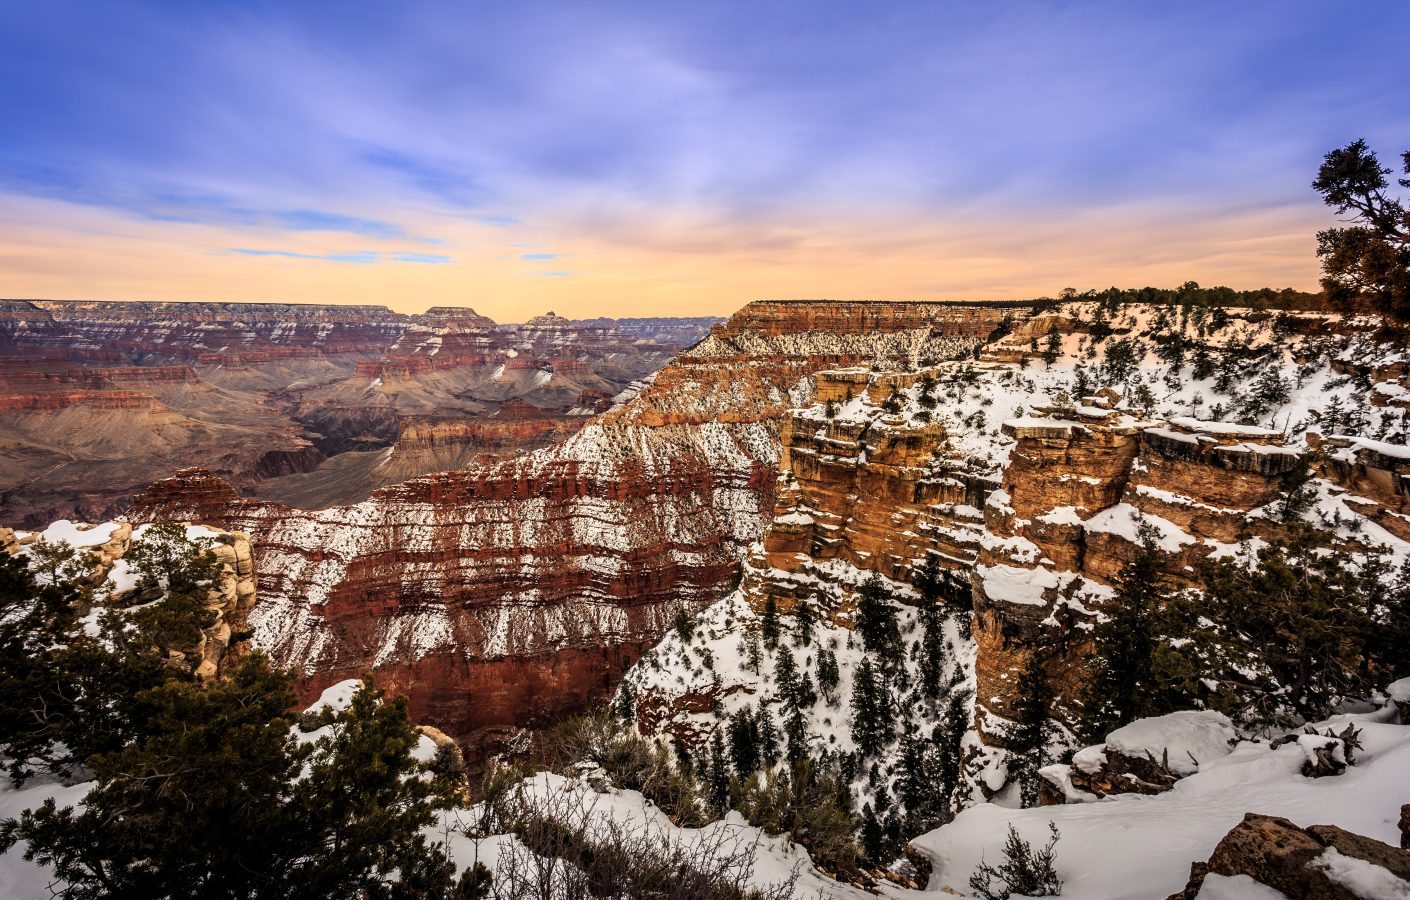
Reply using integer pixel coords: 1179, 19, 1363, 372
128, 300, 1020, 747
622, 301, 1410, 816
0, 300, 718, 523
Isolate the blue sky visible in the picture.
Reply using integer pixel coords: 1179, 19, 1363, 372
0, 1, 1406, 317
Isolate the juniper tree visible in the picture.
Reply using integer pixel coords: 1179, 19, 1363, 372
1312, 139, 1410, 320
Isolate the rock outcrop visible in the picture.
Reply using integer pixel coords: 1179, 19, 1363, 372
1166, 813, 1410, 900
3, 519, 257, 679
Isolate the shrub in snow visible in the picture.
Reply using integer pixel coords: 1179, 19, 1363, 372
968, 822, 1064, 899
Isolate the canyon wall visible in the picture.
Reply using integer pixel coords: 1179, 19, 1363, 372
625, 302, 1410, 809
0, 300, 719, 524
130, 300, 1021, 746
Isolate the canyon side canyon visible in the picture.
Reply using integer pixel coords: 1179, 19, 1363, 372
0, 299, 718, 527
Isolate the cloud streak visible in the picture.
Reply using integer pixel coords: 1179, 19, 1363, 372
0, 0, 1404, 313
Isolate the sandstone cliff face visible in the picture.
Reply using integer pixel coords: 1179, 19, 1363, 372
129, 300, 1015, 744
624, 301, 1410, 812
2, 519, 257, 679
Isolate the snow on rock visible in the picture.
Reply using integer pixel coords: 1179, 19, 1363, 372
915, 711, 1410, 900
1195, 873, 1292, 899
1103, 711, 1236, 777
305, 678, 363, 714
1309, 847, 1410, 900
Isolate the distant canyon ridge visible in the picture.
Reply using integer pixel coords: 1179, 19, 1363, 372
0, 300, 720, 527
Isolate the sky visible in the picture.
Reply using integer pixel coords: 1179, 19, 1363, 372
0, 1, 1406, 321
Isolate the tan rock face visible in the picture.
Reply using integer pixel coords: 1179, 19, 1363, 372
2, 520, 257, 680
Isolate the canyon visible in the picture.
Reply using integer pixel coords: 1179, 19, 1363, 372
126, 300, 1022, 746
0, 300, 717, 526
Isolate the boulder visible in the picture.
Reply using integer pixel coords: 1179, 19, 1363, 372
1166, 813, 1410, 900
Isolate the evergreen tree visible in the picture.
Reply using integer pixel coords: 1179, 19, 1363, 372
935, 688, 972, 806
614, 681, 636, 723
743, 623, 763, 674
1006, 654, 1055, 808
1042, 330, 1062, 366
815, 649, 840, 699
756, 705, 781, 767
1081, 525, 1171, 740
761, 595, 781, 650
1311, 139, 1410, 320
849, 658, 892, 758
915, 559, 949, 698
783, 704, 808, 762
793, 600, 815, 647
728, 707, 760, 775
707, 731, 730, 813
673, 607, 695, 643
774, 644, 799, 703
1, 668, 464, 898
856, 574, 902, 674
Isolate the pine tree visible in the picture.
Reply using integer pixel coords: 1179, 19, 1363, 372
614, 681, 636, 723
673, 607, 695, 643
708, 731, 730, 813
856, 574, 902, 674
915, 559, 949, 698
1082, 525, 1169, 740
761, 595, 781, 650
743, 623, 762, 674
728, 707, 760, 775
935, 688, 972, 805
850, 658, 892, 758
1006, 654, 1055, 808
774, 644, 798, 703
756, 705, 781, 767
794, 600, 815, 646
784, 704, 808, 762
815, 649, 840, 699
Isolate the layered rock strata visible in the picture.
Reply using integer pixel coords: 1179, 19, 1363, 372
129, 300, 1017, 744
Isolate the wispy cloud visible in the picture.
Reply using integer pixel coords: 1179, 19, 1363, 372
520, 252, 560, 260
230, 248, 451, 264
533, 269, 575, 277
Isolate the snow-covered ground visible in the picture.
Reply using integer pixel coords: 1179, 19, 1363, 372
914, 707, 1410, 899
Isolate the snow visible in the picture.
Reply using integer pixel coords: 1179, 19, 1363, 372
1082, 504, 1194, 553
29, 519, 119, 548
1310, 847, 1410, 900
975, 563, 1059, 606
305, 678, 363, 714
1389, 678, 1410, 705
1102, 711, 1236, 777
1195, 874, 1290, 899
1169, 416, 1280, 438
915, 709, 1410, 900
